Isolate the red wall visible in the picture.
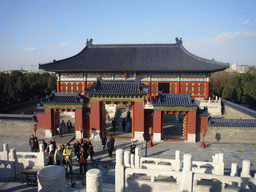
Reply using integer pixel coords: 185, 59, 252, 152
90, 101, 101, 131
153, 110, 162, 136
187, 111, 197, 134
133, 102, 144, 133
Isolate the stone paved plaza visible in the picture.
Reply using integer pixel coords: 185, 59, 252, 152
0, 120, 256, 191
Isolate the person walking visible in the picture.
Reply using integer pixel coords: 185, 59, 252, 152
63, 143, 74, 175
112, 118, 117, 132
54, 145, 63, 165
29, 134, 35, 152
78, 147, 88, 174
46, 150, 54, 166
122, 118, 126, 133
88, 143, 94, 161
107, 140, 114, 158
130, 141, 136, 154
101, 135, 107, 150
67, 120, 72, 133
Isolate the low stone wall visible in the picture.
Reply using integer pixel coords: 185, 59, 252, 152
0, 120, 45, 137
224, 105, 255, 119
205, 126, 256, 143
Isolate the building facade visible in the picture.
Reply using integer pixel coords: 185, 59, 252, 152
37, 38, 228, 142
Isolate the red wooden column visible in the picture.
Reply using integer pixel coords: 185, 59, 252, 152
89, 101, 101, 140
44, 108, 53, 138
187, 111, 197, 142
153, 110, 162, 141
206, 82, 210, 99
133, 101, 144, 140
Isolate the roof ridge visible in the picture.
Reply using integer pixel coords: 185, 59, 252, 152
88, 43, 177, 48
180, 45, 229, 67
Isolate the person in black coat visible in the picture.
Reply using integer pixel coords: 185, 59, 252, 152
122, 118, 126, 133
107, 140, 114, 158
46, 150, 54, 166
88, 144, 94, 161
112, 118, 117, 132
78, 147, 88, 174
101, 135, 107, 150
73, 141, 81, 161
29, 134, 35, 152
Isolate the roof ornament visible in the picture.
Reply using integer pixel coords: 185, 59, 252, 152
86, 38, 93, 46
175, 37, 183, 46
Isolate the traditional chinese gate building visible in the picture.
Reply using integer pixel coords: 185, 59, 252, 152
37, 38, 228, 142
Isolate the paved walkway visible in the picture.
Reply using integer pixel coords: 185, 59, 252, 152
1, 137, 256, 191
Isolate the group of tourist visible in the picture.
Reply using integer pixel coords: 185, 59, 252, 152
57, 119, 72, 137
29, 130, 136, 175
29, 134, 39, 152
46, 143, 74, 174
111, 111, 131, 133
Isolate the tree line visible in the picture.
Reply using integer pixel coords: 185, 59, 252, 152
210, 70, 256, 109
0, 70, 56, 106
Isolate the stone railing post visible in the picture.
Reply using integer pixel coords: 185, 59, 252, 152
39, 144, 46, 167
135, 148, 140, 169
175, 150, 181, 171
3, 143, 9, 161
241, 160, 251, 178
9, 148, 17, 162
218, 153, 224, 175
124, 150, 131, 167
181, 154, 193, 192
115, 149, 125, 192
231, 163, 238, 176
130, 154, 135, 168
38, 165, 66, 192
86, 169, 102, 192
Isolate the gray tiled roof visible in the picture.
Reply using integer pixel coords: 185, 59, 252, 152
84, 78, 149, 95
43, 92, 88, 105
208, 119, 256, 127
197, 107, 210, 117
39, 39, 229, 73
151, 92, 199, 107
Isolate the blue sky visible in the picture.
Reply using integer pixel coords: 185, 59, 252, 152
0, 0, 256, 71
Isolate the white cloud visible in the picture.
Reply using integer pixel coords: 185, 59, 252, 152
214, 31, 256, 40
25, 47, 36, 51
242, 20, 250, 24
59, 42, 68, 47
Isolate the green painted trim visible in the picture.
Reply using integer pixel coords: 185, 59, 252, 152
154, 107, 197, 111
44, 104, 83, 109
101, 98, 133, 102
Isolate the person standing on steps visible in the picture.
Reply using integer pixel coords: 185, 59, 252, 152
60, 120, 66, 134
127, 111, 131, 122
122, 118, 126, 133
67, 120, 72, 133
112, 118, 117, 132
